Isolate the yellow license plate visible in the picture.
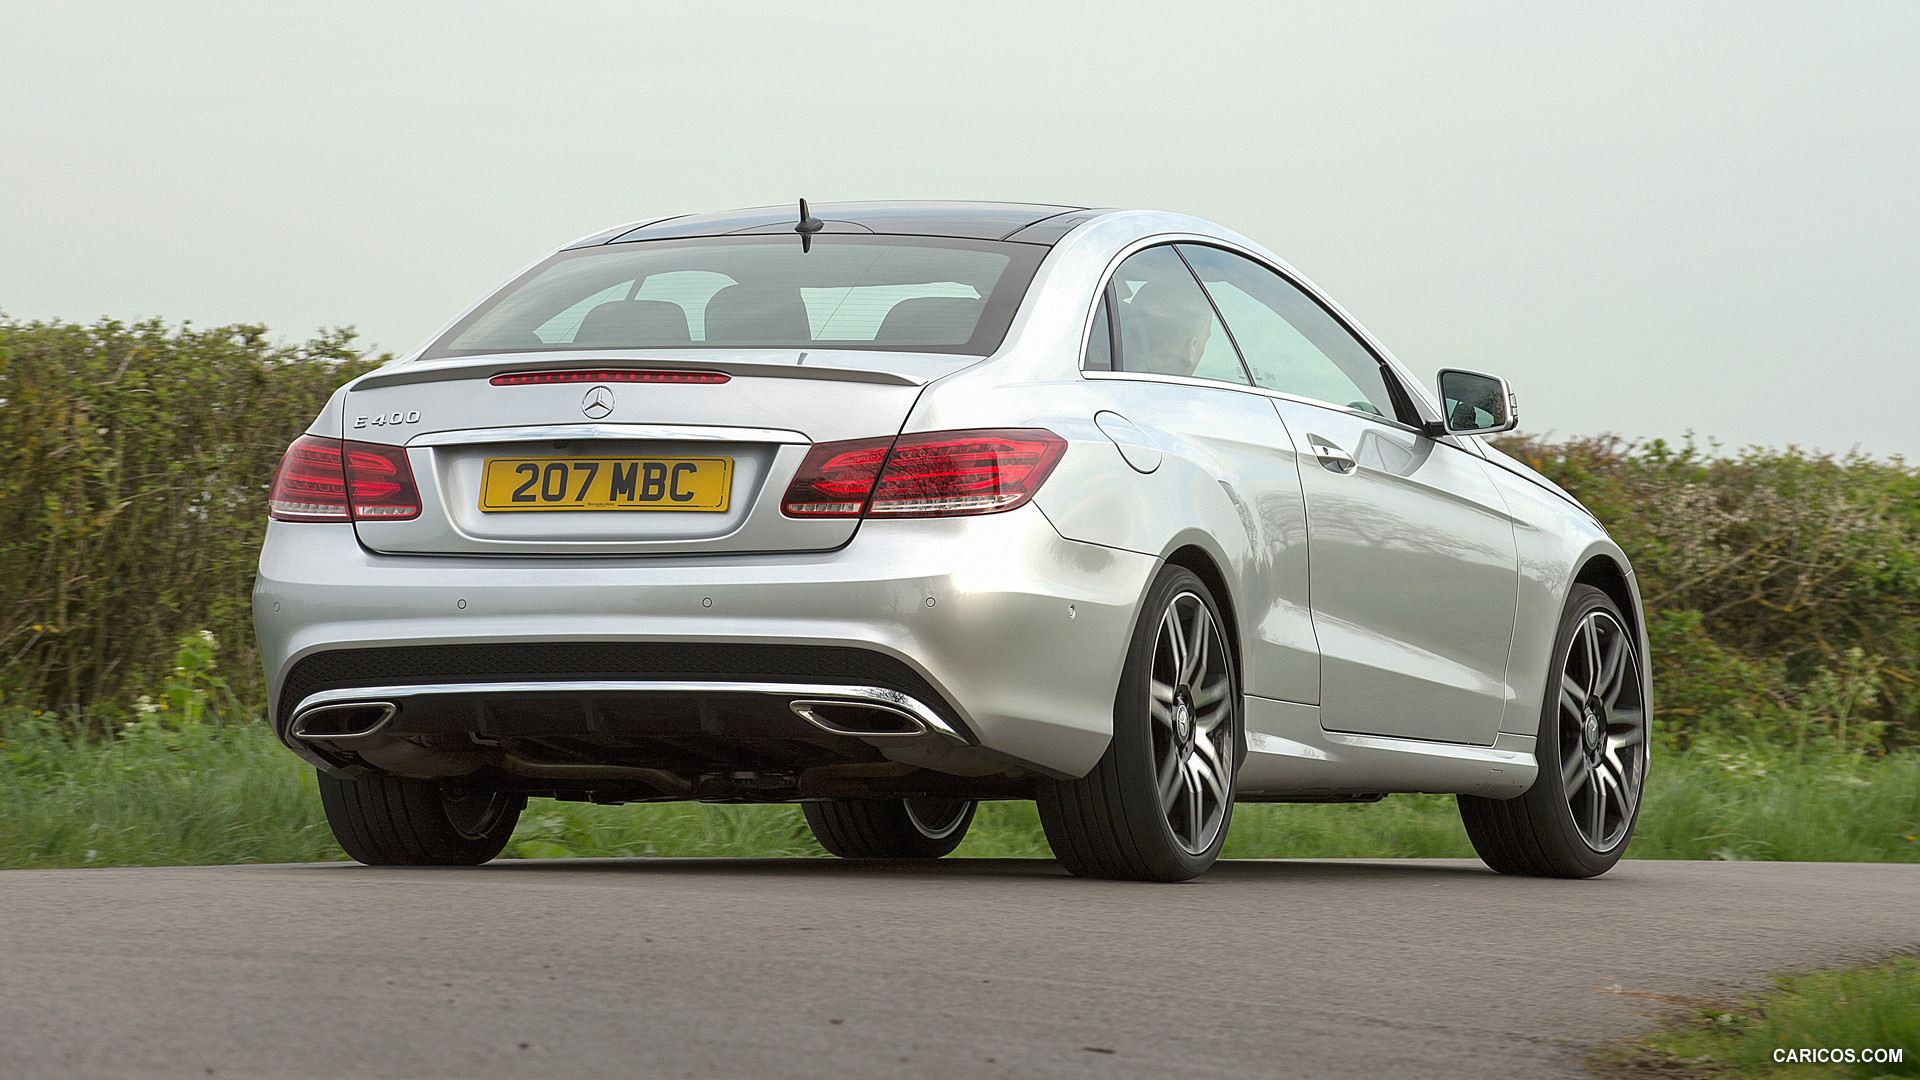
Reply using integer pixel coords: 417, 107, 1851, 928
479, 457, 733, 512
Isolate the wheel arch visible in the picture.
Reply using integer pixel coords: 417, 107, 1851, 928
1571, 551, 1639, 645
1560, 543, 1655, 750
1161, 542, 1246, 695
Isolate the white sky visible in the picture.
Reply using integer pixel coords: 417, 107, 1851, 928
3, 1, 1916, 458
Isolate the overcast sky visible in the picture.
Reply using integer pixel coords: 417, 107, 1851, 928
4, 1, 1915, 458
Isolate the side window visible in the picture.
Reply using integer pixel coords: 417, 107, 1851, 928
1083, 293, 1113, 370
1108, 246, 1248, 385
1176, 245, 1400, 418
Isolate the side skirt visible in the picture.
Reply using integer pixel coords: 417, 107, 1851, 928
1235, 696, 1536, 801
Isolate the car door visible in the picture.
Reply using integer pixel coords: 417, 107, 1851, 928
1067, 244, 1321, 707
1177, 244, 1518, 746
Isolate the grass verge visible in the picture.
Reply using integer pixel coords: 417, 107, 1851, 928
1595, 958, 1918, 1078
3, 719, 1918, 868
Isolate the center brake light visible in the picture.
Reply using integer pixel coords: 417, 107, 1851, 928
781, 429, 1067, 519
489, 370, 730, 386
269, 435, 422, 522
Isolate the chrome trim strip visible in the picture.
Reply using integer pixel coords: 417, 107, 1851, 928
408, 423, 810, 447
289, 681, 965, 743
1081, 370, 1433, 437
1245, 727, 1536, 769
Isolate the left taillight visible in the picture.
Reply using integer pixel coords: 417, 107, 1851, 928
269, 435, 348, 521
269, 435, 421, 522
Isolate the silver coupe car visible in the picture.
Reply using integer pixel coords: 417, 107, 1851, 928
255, 200, 1650, 881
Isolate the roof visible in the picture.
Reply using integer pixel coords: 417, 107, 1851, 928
577, 201, 1112, 247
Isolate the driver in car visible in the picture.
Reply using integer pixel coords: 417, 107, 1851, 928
1125, 282, 1216, 378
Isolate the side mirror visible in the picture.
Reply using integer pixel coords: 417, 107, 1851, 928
1433, 368, 1518, 436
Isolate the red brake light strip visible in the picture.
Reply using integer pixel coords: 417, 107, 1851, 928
489, 370, 730, 386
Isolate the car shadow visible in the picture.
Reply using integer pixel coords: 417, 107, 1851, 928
298, 855, 1500, 882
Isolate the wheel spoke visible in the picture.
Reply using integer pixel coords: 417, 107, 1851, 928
1151, 678, 1175, 705
1604, 662, 1633, 709
1598, 762, 1622, 835
1560, 681, 1585, 720
1149, 697, 1175, 729
1597, 633, 1626, 702
1156, 747, 1182, 809
1562, 752, 1590, 798
1193, 676, 1231, 708
1192, 725, 1227, 772
1607, 722, 1645, 750
1184, 602, 1208, 684
1587, 775, 1604, 840
1162, 608, 1187, 684
1582, 618, 1603, 695
1195, 700, 1232, 735
1601, 753, 1638, 816
1185, 759, 1206, 849
1191, 753, 1228, 804
1595, 755, 1621, 795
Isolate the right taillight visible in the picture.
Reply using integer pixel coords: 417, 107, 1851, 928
781, 429, 1067, 519
269, 435, 422, 522
343, 441, 422, 519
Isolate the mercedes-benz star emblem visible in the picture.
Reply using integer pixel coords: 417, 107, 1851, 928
581, 385, 615, 419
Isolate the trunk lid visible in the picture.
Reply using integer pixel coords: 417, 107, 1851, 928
342, 350, 967, 556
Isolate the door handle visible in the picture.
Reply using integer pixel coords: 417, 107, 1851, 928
1309, 438, 1356, 474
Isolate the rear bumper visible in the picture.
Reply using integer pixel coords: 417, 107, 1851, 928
253, 504, 1155, 780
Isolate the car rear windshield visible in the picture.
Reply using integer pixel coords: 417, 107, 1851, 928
426, 235, 1046, 358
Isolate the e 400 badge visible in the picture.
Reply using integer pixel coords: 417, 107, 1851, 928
353, 411, 421, 429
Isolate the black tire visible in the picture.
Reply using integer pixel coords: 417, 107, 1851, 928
1459, 584, 1649, 878
1036, 565, 1241, 882
803, 797, 976, 859
317, 771, 525, 866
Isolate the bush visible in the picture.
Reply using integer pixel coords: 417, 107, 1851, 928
0, 317, 379, 726
1498, 435, 1919, 750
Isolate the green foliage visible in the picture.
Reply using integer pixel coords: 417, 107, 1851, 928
0, 713, 342, 868
3, 713, 1916, 868
1604, 958, 1919, 1078
0, 317, 381, 724
503, 802, 824, 860
1498, 434, 1920, 750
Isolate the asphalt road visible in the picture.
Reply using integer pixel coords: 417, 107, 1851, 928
2, 858, 1915, 1080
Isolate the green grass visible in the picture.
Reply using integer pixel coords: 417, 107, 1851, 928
0, 717, 343, 868
4, 718, 1918, 868
1598, 958, 1919, 1078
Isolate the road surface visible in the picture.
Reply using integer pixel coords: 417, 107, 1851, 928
2, 858, 1914, 1078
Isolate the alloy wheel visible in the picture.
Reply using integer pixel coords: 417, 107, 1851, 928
1557, 610, 1647, 851
1148, 591, 1235, 855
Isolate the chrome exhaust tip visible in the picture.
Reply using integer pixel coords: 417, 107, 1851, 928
790, 699, 931, 738
289, 701, 397, 742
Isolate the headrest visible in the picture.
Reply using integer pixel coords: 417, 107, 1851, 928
573, 300, 691, 346
702, 285, 812, 345
873, 297, 984, 346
